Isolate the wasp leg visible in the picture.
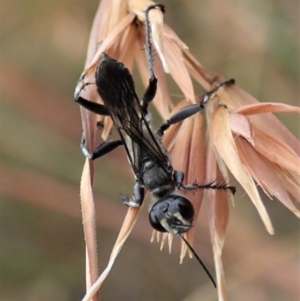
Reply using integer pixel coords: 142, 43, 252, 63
80, 135, 123, 160
96, 121, 104, 129
173, 170, 185, 187
120, 182, 145, 207
73, 76, 110, 115
202, 78, 235, 104
179, 182, 236, 195
75, 96, 110, 116
140, 4, 165, 116
140, 76, 157, 117
173, 170, 236, 195
156, 78, 235, 137
157, 103, 205, 137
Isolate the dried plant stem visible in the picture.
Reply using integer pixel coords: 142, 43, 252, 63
81, 207, 141, 301
80, 161, 99, 301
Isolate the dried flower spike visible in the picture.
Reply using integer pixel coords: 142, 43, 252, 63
75, 1, 300, 300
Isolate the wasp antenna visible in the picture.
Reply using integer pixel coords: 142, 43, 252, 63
178, 233, 217, 288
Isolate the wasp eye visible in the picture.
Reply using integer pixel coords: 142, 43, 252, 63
149, 194, 194, 234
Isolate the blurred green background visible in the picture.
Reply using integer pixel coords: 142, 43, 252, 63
0, 0, 299, 300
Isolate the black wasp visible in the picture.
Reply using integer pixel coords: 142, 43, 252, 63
74, 4, 235, 287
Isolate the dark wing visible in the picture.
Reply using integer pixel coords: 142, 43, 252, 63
95, 53, 170, 178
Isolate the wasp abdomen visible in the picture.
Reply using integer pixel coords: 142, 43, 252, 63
96, 53, 137, 109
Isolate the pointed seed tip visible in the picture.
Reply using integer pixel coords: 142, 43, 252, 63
295, 211, 300, 218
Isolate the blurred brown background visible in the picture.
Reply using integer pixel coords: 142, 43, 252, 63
0, 0, 299, 300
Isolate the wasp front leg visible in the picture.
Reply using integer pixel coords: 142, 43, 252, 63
120, 182, 145, 207
172, 170, 236, 195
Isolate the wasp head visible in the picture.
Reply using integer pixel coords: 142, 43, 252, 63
149, 195, 194, 234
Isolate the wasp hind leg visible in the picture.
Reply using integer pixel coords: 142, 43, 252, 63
156, 78, 235, 137
140, 4, 165, 117
75, 95, 110, 116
